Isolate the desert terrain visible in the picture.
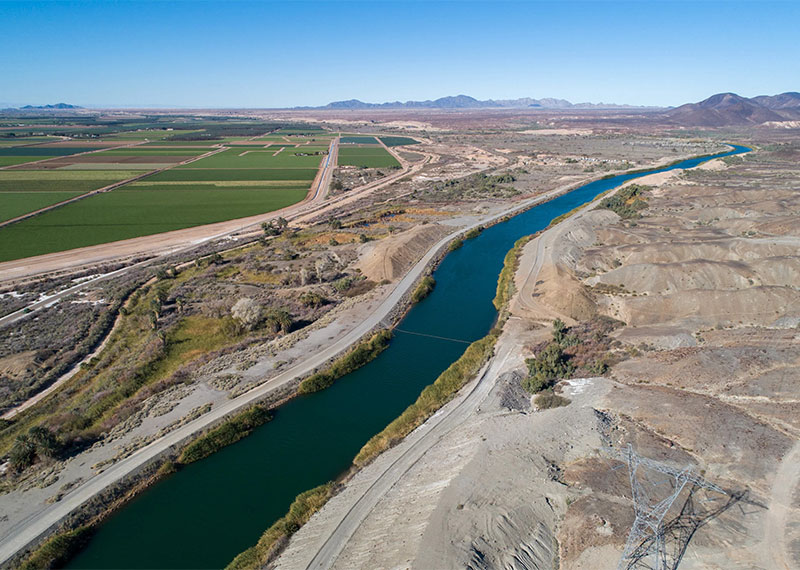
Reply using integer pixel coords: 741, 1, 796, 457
269, 126, 800, 570
0, 103, 797, 569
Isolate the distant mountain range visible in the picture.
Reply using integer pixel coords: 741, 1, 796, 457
4, 93, 799, 127
18, 103, 83, 110
315, 94, 649, 110
665, 92, 800, 126
319, 92, 800, 126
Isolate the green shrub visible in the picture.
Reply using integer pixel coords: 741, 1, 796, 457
448, 238, 463, 252
9, 434, 36, 472
178, 405, 273, 464
9, 426, 62, 472
355, 330, 499, 466
298, 330, 392, 394
20, 526, 94, 570
411, 276, 435, 304
599, 184, 650, 219
534, 389, 571, 409
425, 173, 519, 201
523, 342, 575, 394
464, 226, 483, 240
263, 308, 293, 334
332, 276, 355, 292
494, 235, 533, 310
299, 291, 326, 308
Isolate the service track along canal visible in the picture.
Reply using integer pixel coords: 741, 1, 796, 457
66, 145, 749, 569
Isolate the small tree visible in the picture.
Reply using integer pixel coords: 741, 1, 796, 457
231, 298, 262, 331
28, 426, 60, 459
552, 319, 567, 344
328, 217, 342, 230
300, 291, 326, 308
264, 308, 292, 334
9, 434, 36, 472
523, 343, 575, 393
261, 221, 279, 236
551, 318, 580, 347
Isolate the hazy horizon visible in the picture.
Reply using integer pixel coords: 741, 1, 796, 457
1, 0, 797, 109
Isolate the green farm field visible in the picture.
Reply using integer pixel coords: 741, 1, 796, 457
101, 129, 202, 140
55, 163, 174, 171
173, 148, 325, 169
340, 136, 378, 144
379, 136, 419, 147
140, 141, 221, 148
0, 170, 142, 222
0, 146, 105, 157
0, 156, 45, 167
0, 120, 330, 261
337, 146, 400, 168
0, 137, 63, 147
95, 148, 210, 156
0, 184, 308, 261
146, 168, 320, 181
0, 192, 87, 222
0, 145, 108, 168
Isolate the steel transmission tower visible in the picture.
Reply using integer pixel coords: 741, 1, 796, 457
616, 444, 725, 570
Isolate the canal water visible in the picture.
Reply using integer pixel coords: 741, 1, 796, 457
67, 145, 748, 569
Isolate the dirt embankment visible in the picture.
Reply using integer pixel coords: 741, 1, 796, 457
355, 224, 452, 282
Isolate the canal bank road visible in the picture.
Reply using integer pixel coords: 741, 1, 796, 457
0, 145, 749, 569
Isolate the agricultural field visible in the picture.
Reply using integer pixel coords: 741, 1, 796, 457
0, 170, 141, 222
139, 141, 223, 147
340, 136, 378, 144
0, 136, 62, 147
378, 136, 420, 147
173, 147, 325, 169
0, 144, 107, 168
101, 129, 203, 140
147, 168, 320, 181
337, 145, 400, 168
0, 182, 308, 261
0, 124, 332, 261
21, 145, 212, 170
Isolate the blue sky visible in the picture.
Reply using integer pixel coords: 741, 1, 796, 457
0, 0, 797, 108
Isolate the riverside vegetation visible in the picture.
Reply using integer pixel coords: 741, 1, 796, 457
227, 483, 334, 570
297, 330, 393, 394
178, 405, 273, 464
410, 276, 436, 304
494, 235, 534, 312
19, 526, 94, 570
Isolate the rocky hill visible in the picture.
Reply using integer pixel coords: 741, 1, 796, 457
319, 95, 643, 110
665, 92, 797, 126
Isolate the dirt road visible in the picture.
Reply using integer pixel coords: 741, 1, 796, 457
303, 341, 515, 570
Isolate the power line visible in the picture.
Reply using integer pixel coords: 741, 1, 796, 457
393, 328, 472, 345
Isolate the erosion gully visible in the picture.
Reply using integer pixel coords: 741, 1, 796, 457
66, 145, 748, 569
